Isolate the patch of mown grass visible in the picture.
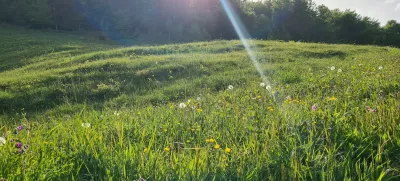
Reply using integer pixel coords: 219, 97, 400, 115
0, 28, 399, 180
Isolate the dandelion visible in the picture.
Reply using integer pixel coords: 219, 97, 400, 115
15, 142, 22, 148
260, 83, 266, 87
196, 108, 203, 113
267, 106, 274, 112
143, 148, 149, 153
206, 138, 216, 143
225, 147, 231, 153
164, 147, 171, 152
266, 85, 272, 91
338, 69, 342, 73
330, 66, 335, 71
328, 96, 337, 101
0, 137, 6, 146
214, 144, 220, 149
378, 66, 383, 70
228, 85, 234, 90
179, 103, 187, 109
82, 123, 91, 128
312, 104, 317, 111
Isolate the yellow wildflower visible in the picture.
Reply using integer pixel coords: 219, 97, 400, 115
164, 147, 171, 152
328, 96, 337, 101
144, 148, 149, 153
214, 144, 220, 149
267, 106, 274, 112
206, 138, 216, 143
196, 108, 203, 113
225, 147, 231, 153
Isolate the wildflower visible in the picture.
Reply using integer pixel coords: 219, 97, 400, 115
330, 66, 335, 71
267, 106, 274, 112
15, 142, 22, 148
143, 148, 149, 153
312, 104, 317, 111
214, 144, 220, 149
179, 103, 187, 109
206, 138, 216, 143
16, 126, 24, 131
225, 147, 231, 153
358, 64, 363, 67
114, 111, 120, 116
0, 137, 6, 146
196, 97, 201, 101
196, 108, 203, 113
378, 66, 383, 70
17, 149, 24, 154
328, 96, 337, 101
228, 85, 234, 90
260, 83, 266, 87
164, 147, 171, 152
82, 123, 91, 128
266, 85, 272, 91
338, 69, 342, 73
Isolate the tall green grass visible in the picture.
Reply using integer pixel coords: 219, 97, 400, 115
0, 28, 399, 180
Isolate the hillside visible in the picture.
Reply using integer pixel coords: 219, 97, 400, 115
0, 28, 399, 180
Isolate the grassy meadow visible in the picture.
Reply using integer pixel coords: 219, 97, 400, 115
0, 27, 399, 180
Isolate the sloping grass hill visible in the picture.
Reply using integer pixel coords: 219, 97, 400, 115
0, 27, 399, 180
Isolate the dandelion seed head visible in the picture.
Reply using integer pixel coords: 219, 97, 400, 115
259, 83, 266, 87
179, 103, 187, 109
228, 85, 234, 90
378, 66, 383, 70
266, 85, 272, 91
338, 69, 342, 73
330, 66, 335, 71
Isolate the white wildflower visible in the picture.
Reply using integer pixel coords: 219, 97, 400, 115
378, 66, 383, 70
228, 85, 234, 90
196, 97, 201, 101
82, 123, 91, 128
330, 66, 335, 71
338, 69, 342, 73
260, 83, 266, 87
266, 85, 272, 91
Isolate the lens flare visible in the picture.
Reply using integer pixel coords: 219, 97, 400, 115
220, 0, 270, 86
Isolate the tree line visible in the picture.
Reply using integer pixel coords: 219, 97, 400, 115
1, 0, 399, 46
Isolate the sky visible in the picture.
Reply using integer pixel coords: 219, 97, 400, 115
313, 0, 400, 25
